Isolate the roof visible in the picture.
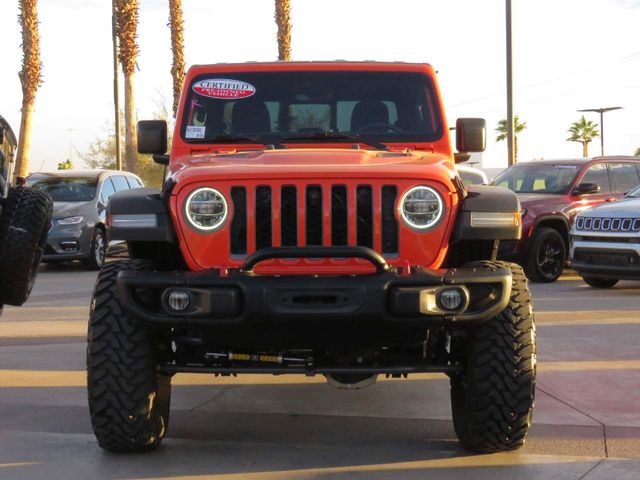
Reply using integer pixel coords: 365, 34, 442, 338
187, 61, 435, 76
29, 169, 137, 179
517, 156, 640, 165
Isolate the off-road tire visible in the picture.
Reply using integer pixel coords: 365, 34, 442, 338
83, 227, 106, 271
0, 186, 52, 305
523, 227, 566, 283
581, 276, 618, 289
87, 260, 171, 452
450, 261, 536, 453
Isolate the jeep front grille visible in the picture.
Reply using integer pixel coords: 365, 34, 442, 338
575, 216, 640, 232
229, 184, 399, 256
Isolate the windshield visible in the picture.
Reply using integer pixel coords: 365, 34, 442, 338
492, 164, 580, 194
27, 174, 97, 202
181, 71, 443, 146
627, 184, 640, 198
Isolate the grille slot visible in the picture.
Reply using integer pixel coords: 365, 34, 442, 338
280, 186, 297, 247
306, 185, 323, 246
255, 186, 272, 250
356, 186, 373, 248
381, 186, 398, 254
331, 186, 348, 246
576, 216, 640, 232
230, 187, 247, 255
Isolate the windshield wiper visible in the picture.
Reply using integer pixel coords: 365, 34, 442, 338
193, 134, 285, 149
282, 131, 389, 151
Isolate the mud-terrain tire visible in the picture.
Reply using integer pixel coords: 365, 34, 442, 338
523, 227, 566, 283
581, 276, 618, 289
450, 261, 536, 453
87, 260, 171, 452
82, 227, 107, 271
0, 186, 52, 305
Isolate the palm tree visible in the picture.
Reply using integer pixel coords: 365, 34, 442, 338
114, 0, 139, 174
274, 0, 291, 61
496, 115, 527, 164
168, 0, 185, 117
14, 0, 42, 182
567, 116, 599, 157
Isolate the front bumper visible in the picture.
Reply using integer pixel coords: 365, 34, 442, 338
43, 223, 93, 261
118, 247, 513, 328
571, 239, 640, 280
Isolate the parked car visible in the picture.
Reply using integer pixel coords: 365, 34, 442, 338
456, 164, 488, 185
492, 156, 640, 282
86, 61, 536, 454
0, 115, 52, 314
570, 184, 640, 288
26, 170, 143, 270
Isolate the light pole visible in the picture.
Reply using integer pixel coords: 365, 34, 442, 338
67, 128, 74, 164
112, 0, 122, 170
577, 106, 623, 156
505, 0, 515, 166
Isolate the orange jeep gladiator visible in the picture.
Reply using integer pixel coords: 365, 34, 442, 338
87, 62, 535, 453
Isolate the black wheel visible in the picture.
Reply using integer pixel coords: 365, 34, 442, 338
0, 186, 52, 305
83, 227, 106, 270
450, 261, 536, 453
582, 276, 618, 288
524, 227, 566, 283
87, 260, 171, 452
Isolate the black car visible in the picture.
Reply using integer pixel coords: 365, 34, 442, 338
27, 170, 143, 270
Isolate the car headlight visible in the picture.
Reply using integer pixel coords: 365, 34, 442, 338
399, 186, 444, 230
57, 216, 84, 225
184, 187, 228, 232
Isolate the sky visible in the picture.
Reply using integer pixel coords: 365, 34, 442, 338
1, 0, 639, 172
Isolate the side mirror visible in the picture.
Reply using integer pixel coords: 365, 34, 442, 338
573, 182, 600, 195
456, 118, 486, 153
453, 152, 471, 164
137, 120, 167, 155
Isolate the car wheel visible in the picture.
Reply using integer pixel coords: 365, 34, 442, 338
524, 227, 566, 283
582, 276, 618, 288
450, 261, 536, 452
87, 260, 171, 452
83, 228, 106, 271
0, 186, 53, 306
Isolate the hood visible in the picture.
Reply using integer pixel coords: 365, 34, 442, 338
516, 192, 566, 209
53, 201, 91, 218
170, 148, 456, 190
579, 197, 640, 218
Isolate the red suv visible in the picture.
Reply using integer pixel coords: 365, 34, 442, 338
492, 156, 640, 282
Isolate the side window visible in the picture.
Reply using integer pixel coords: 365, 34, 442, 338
609, 163, 640, 193
580, 164, 611, 194
126, 176, 143, 189
100, 178, 116, 204
111, 175, 130, 192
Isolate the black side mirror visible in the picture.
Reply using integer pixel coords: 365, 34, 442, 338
453, 152, 471, 164
137, 120, 167, 155
573, 182, 600, 195
456, 118, 486, 154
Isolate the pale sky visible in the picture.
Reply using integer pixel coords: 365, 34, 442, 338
1, 0, 639, 172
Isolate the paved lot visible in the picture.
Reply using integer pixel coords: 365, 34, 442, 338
1, 263, 640, 479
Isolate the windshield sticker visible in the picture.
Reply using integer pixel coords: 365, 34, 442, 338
185, 125, 206, 139
192, 78, 256, 99
554, 165, 578, 169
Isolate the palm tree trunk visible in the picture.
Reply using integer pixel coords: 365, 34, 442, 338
115, 0, 139, 174
15, 0, 42, 182
514, 135, 519, 164
583, 141, 588, 158
274, 0, 291, 61
169, 0, 185, 117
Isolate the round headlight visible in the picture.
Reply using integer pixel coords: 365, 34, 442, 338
399, 186, 443, 230
185, 187, 228, 232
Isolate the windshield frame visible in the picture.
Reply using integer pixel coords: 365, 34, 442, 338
179, 70, 444, 147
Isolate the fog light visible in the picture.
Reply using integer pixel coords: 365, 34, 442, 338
438, 288, 464, 311
166, 290, 190, 311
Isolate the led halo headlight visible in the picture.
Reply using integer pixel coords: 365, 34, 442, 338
184, 187, 228, 232
399, 185, 444, 231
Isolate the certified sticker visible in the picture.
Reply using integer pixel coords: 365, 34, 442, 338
185, 125, 206, 139
192, 78, 256, 99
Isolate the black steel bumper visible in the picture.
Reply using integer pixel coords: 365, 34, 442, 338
118, 247, 513, 327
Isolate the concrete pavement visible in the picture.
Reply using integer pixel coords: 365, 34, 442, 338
0, 264, 639, 479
